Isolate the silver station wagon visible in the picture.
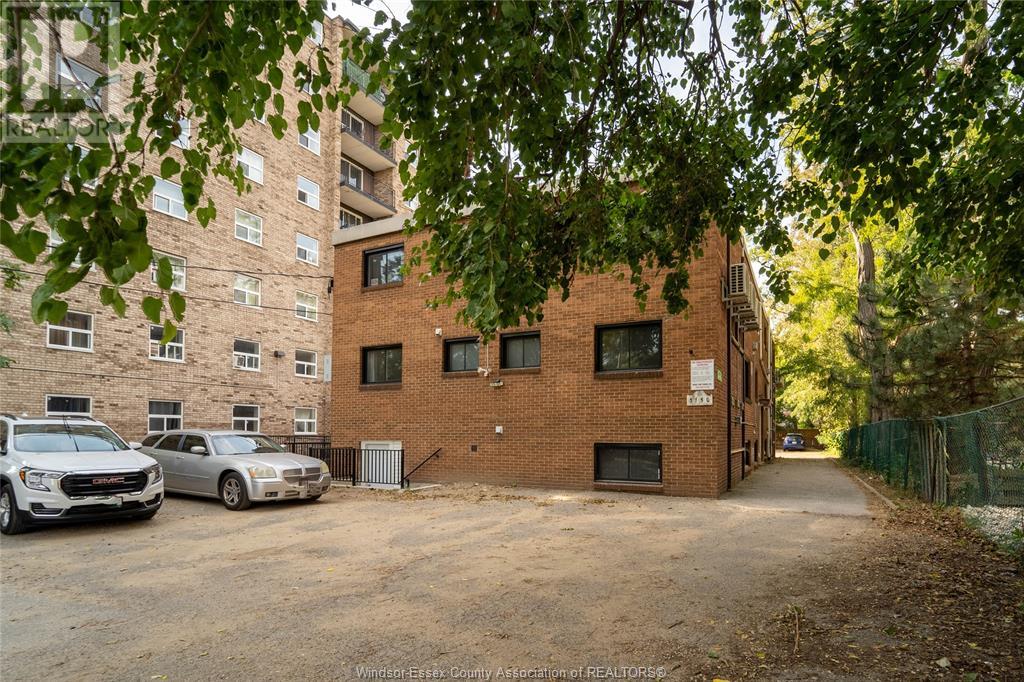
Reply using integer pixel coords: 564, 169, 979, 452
139, 430, 331, 510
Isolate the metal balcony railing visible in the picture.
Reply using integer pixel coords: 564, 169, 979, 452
341, 120, 395, 163
343, 59, 387, 105
340, 166, 396, 212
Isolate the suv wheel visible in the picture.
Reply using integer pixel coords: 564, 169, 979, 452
0, 483, 29, 535
220, 473, 251, 511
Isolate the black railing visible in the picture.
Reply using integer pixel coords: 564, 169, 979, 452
402, 448, 442, 488
339, 171, 396, 211
267, 434, 330, 459
341, 122, 396, 163
308, 447, 405, 487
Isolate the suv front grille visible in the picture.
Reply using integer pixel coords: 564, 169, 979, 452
60, 471, 148, 497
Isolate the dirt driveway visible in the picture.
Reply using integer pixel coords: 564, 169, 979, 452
1, 459, 875, 681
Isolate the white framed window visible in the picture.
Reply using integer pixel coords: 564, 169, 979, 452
171, 117, 190, 149
340, 209, 363, 229
152, 177, 187, 220
149, 325, 184, 363
295, 292, 318, 322
46, 311, 93, 352
297, 175, 320, 210
341, 159, 364, 191
309, 19, 323, 45
232, 404, 260, 432
148, 400, 182, 432
295, 349, 317, 377
295, 233, 319, 265
233, 274, 261, 307
151, 251, 186, 292
294, 407, 317, 434
232, 338, 261, 371
56, 53, 101, 109
46, 395, 92, 417
298, 126, 320, 155
234, 208, 263, 246
238, 147, 264, 184
341, 109, 366, 140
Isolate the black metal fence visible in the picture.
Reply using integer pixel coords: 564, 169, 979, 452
307, 447, 406, 487
267, 434, 331, 459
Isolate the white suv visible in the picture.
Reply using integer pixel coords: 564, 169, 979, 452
0, 415, 164, 535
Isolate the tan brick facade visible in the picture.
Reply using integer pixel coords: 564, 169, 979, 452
1, 15, 406, 442
329, 221, 774, 497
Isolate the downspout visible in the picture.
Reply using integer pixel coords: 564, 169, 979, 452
726, 240, 733, 491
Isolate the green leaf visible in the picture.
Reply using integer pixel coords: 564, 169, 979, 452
168, 291, 186, 321
160, 157, 181, 179
160, 321, 178, 344
141, 296, 163, 324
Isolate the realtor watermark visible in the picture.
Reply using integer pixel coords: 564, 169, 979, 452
1, 0, 122, 143
354, 666, 668, 680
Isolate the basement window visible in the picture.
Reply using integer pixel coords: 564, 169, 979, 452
594, 443, 662, 484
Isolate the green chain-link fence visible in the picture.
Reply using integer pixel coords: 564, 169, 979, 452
841, 397, 1024, 507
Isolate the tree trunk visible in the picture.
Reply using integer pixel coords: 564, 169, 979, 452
849, 225, 892, 422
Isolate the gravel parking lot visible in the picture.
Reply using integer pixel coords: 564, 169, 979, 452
1, 463, 874, 681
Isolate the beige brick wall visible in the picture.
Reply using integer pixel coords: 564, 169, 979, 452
1, 15, 403, 442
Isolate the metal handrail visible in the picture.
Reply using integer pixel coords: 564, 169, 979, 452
343, 59, 387, 105
402, 448, 442, 489
341, 122, 395, 162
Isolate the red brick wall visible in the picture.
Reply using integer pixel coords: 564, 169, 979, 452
330, 227, 773, 497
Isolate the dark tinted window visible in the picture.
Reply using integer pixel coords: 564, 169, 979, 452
363, 245, 403, 287
596, 322, 662, 372
179, 435, 207, 453
46, 395, 91, 415
595, 444, 662, 483
500, 333, 540, 369
154, 434, 181, 451
362, 345, 402, 384
141, 433, 162, 447
444, 338, 479, 372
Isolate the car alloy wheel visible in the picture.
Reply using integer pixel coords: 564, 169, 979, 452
0, 489, 10, 528
219, 472, 251, 511
223, 479, 241, 505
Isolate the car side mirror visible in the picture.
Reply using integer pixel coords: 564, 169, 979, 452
190, 445, 208, 455
129, 441, 143, 450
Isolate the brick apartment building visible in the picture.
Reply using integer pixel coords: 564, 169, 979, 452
330, 215, 774, 497
0, 12, 408, 441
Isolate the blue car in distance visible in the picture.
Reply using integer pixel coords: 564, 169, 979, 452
782, 433, 806, 451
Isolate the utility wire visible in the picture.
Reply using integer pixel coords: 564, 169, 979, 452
15, 268, 334, 317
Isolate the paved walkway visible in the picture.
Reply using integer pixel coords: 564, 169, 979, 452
723, 455, 871, 516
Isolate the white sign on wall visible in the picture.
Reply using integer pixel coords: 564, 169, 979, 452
690, 359, 715, 391
687, 390, 713, 407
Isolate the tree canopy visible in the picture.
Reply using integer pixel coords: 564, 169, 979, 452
2, 0, 1022, 360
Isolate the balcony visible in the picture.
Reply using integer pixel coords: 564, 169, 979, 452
340, 120, 396, 172
340, 167, 396, 219
343, 59, 386, 125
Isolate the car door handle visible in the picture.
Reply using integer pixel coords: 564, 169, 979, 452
175, 455, 185, 460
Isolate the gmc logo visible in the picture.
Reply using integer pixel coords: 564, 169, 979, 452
92, 476, 126, 485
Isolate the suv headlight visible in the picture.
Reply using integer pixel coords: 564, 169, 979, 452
20, 468, 63, 492
247, 466, 277, 479
144, 464, 163, 483
319, 460, 329, 474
